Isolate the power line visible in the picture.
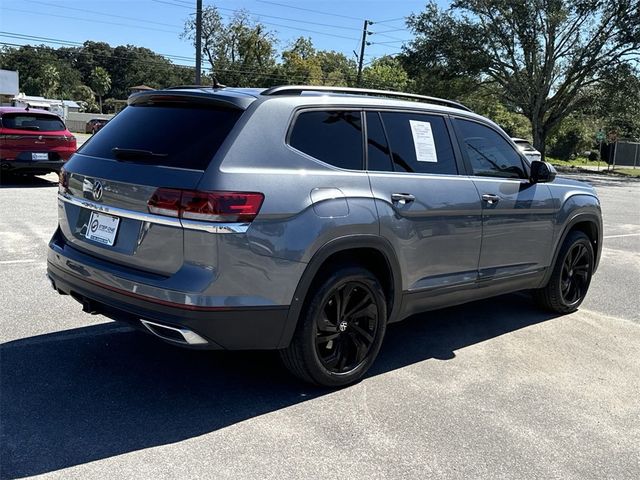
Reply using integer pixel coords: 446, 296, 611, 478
26, 0, 181, 29
1, 7, 181, 34
256, 0, 364, 21
370, 32, 407, 42
0, 32, 195, 62
214, 6, 363, 32
151, 0, 360, 41
374, 28, 408, 34
372, 16, 407, 25
163, 0, 364, 32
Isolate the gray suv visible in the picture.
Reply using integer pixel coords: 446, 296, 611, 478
47, 85, 602, 386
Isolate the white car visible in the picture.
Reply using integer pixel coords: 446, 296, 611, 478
512, 138, 542, 162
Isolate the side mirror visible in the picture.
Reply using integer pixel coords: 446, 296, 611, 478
530, 160, 556, 183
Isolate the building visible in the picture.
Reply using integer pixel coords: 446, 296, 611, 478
0, 69, 19, 106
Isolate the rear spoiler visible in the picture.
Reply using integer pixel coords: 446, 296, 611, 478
128, 90, 254, 110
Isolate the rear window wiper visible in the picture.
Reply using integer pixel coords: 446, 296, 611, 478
112, 147, 169, 161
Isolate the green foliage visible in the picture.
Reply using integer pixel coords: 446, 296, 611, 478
279, 37, 357, 86
90, 66, 111, 113
548, 114, 597, 160
0, 42, 193, 102
182, 7, 278, 86
403, 0, 640, 157
460, 85, 530, 137
90, 66, 111, 97
593, 64, 640, 140
362, 56, 410, 91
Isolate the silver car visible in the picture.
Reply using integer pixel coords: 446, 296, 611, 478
512, 137, 542, 162
47, 86, 603, 386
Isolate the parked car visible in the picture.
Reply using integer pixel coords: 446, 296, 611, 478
0, 107, 77, 176
47, 86, 602, 386
85, 118, 109, 134
511, 137, 542, 162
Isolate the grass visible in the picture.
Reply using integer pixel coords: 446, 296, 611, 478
614, 168, 640, 177
546, 156, 593, 167
546, 156, 640, 177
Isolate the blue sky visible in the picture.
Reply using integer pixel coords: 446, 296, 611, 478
0, 0, 446, 68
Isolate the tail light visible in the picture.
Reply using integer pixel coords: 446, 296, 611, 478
148, 188, 264, 223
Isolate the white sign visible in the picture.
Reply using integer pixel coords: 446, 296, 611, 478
409, 120, 438, 163
85, 211, 120, 246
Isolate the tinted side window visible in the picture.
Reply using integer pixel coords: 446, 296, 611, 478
289, 110, 363, 170
455, 119, 526, 179
366, 111, 393, 171
380, 112, 457, 175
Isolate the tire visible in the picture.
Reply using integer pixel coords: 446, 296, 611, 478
534, 231, 594, 313
280, 265, 387, 387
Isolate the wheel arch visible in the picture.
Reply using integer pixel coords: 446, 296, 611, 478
541, 211, 602, 287
277, 235, 402, 348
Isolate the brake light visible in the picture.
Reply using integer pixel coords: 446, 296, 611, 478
148, 189, 264, 223
148, 188, 182, 217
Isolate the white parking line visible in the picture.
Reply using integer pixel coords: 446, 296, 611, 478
0, 259, 39, 265
603, 233, 640, 239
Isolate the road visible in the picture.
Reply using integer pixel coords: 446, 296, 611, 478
1, 172, 639, 479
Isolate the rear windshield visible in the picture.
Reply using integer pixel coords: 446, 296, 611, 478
79, 103, 243, 170
1, 113, 66, 132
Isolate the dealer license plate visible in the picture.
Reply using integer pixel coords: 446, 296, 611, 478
85, 211, 120, 246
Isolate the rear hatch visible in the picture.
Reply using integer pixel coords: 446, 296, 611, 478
57, 91, 250, 276
0, 112, 74, 160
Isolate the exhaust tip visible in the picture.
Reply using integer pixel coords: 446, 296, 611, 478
140, 319, 208, 346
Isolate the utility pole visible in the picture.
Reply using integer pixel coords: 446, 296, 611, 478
195, 0, 202, 85
356, 20, 371, 87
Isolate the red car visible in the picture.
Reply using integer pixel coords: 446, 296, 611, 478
0, 107, 77, 176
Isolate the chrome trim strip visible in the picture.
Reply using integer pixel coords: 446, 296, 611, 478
140, 319, 209, 345
58, 192, 249, 234
180, 218, 249, 234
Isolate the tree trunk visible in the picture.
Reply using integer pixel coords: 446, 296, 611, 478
98, 95, 103, 114
531, 120, 546, 160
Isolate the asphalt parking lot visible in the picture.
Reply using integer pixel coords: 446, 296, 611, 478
1, 171, 639, 479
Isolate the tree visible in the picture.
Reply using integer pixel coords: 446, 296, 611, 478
362, 56, 410, 91
40, 64, 60, 98
90, 66, 111, 113
182, 7, 277, 86
280, 37, 324, 84
72, 85, 99, 112
404, 0, 640, 158
593, 63, 640, 140
462, 85, 531, 138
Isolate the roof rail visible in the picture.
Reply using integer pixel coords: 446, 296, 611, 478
261, 85, 472, 112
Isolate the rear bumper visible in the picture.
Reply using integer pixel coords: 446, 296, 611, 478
47, 261, 290, 350
1, 158, 65, 174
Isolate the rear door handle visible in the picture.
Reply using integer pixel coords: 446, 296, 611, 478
482, 194, 500, 205
391, 193, 415, 205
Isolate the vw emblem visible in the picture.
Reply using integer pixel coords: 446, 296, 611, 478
92, 181, 104, 201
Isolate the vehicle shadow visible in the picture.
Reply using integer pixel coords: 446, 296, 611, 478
0, 293, 557, 478
0, 173, 58, 188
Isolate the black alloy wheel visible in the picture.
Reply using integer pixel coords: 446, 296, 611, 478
280, 265, 387, 387
559, 242, 591, 307
534, 230, 594, 313
314, 281, 379, 374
